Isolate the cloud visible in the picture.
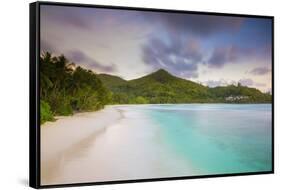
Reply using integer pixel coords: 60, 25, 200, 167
208, 47, 234, 68
146, 13, 244, 37
66, 50, 116, 72
249, 67, 271, 75
266, 88, 272, 94
203, 78, 266, 88
238, 78, 254, 86
40, 40, 116, 73
238, 78, 267, 90
205, 78, 266, 89
42, 5, 92, 30
142, 37, 203, 78
207, 45, 255, 68
43, 5, 245, 37
255, 82, 266, 87
204, 79, 236, 87
41, 40, 57, 52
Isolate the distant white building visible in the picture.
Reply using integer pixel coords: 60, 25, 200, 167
225, 95, 249, 102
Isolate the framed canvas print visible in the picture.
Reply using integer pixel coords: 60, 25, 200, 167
29, 1, 274, 188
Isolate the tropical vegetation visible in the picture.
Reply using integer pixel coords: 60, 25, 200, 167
98, 69, 271, 104
40, 52, 272, 124
40, 52, 111, 124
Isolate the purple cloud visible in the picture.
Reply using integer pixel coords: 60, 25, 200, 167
250, 67, 271, 75
66, 50, 116, 72
207, 45, 255, 68
147, 13, 244, 37
255, 82, 266, 87
204, 79, 233, 87
205, 78, 266, 89
238, 78, 254, 86
41, 5, 93, 30
142, 37, 203, 78
40, 40, 116, 73
41, 40, 57, 52
238, 78, 267, 89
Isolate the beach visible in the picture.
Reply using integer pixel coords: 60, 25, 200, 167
41, 104, 271, 185
41, 106, 122, 184
41, 105, 195, 185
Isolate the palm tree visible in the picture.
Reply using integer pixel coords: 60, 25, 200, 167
40, 52, 53, 99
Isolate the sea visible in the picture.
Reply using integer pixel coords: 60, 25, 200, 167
42, 104, 272, 185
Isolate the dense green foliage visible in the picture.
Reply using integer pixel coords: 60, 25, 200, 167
99, 69, 210, 104
208, 84, 272, 103
40, 52, 271, 123
99, 69, 272, 104
40, 52, 111, 124
40, 100, 54, 124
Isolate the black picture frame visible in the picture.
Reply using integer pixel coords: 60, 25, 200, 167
29, 1, 274, 189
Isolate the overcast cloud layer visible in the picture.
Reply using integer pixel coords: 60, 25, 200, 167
41, 5, 272, 92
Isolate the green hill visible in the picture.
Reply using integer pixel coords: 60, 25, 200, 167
98, 73, 127, 89
98, 69, 271, 104
208, 84, 272, 103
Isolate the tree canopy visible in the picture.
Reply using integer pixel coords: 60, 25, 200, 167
40, 52, 111, 124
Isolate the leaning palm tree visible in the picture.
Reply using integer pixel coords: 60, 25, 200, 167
40, 52, 53, 99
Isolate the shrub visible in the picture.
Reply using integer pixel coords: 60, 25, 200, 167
40, 100, 54, 124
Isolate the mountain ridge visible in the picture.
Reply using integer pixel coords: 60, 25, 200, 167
98, 69, 271, 104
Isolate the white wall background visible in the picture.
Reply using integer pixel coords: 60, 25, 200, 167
0, 0, 279, 189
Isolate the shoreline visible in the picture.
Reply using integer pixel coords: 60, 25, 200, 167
108, 103, 272, 106
40, 104, 271, 185
41, 103, 271, 164
41, 104, 197, 185
43, 102, 272, 123
41, 106, 122, 184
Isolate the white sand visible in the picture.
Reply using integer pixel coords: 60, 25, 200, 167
40, 106, 122, 184
41, 105, 195, 185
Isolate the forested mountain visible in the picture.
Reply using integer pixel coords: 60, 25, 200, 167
98, 73, 127, 90
98, 69, 272, 104
99, 69, 211, 104
40, 52, 271, 124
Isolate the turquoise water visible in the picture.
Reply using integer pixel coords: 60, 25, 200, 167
42, 104, 272, 184
142, 104, 272, 175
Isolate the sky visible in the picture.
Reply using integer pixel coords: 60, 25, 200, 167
40, 5, 272, 92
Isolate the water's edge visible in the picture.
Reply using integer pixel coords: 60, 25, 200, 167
41, 104, 272, 185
